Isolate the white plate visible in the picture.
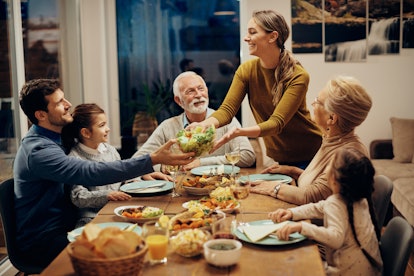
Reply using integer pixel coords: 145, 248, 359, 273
114, 205, 164, 223
182, 200, 240, 214
247, 173, 293, 184
120, 180, 173, 196
233, 220, 306, 245
67, 222, 142, 242
191, 165, 240, 176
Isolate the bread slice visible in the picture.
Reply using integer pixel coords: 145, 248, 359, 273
82, 223, 102, 242
241, 221, 290, 242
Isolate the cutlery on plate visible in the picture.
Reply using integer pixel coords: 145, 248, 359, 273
236, 222, 250, 234
126, 182, 167, 192
268, 234, 301, 241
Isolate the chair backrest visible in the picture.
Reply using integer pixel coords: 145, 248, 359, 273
0, 178, 43, 274
380, 216, 414, 276
372, 175, 393, 230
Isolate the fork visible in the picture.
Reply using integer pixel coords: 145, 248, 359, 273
236, 222, 250, 234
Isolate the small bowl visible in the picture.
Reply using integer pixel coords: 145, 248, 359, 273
203, 239, 242, 267
170, 229, 211, 257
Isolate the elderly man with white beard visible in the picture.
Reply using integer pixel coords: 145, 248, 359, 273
133, 71, 255, 171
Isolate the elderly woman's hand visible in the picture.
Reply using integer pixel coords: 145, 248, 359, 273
261, 163, 288, 174
249, 181, 276, 196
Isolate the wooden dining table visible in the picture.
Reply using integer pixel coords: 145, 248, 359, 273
40, 167, 325, 276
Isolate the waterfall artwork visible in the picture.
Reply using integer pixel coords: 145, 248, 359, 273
324, 0, 367, 62
403, 0, 414, 48
291, 0, 323, 54
368, 0, 401, 55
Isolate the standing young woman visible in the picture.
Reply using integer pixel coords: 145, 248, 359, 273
188, 10, 322, 169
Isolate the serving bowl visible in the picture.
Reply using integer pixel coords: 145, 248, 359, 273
170, 229, 211, 257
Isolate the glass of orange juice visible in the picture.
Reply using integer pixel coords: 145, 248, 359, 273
142, 221, 169, 264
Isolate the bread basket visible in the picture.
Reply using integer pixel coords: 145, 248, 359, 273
67, 242, 148, 276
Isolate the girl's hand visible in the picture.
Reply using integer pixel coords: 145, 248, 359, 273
107, 191, 131, 201
276, 222, 302, 241
268, 208, 293, 223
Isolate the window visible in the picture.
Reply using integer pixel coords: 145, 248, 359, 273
115, 0, 241, 136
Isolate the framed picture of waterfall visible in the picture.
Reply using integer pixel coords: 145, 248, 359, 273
324, 0, 367, 62
291, 0, 323, 53
403, 0, 414, 48
368, 0, 400, 55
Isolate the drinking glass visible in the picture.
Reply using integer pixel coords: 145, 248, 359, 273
212, 214, 237, 240
164, 164, 180, 197
142, 221, 169, 265
225, 141, 240, 176
232, 173, 250, 224
164, 143, 182, 197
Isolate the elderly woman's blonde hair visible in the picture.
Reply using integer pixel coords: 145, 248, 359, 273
324, 75, 372, 133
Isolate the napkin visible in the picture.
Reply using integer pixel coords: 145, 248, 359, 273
240, 221, 290, 242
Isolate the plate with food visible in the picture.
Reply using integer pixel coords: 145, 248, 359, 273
190, 165, 240, 176
114, 205, 164, 223
234, 220, 306, 245
176, 125, 215, 157
247, 174, 293, 184
182, 198, 240, 214
169, 210, 225, 232
67, 222, 142, 242
120, 180, 173, 196
182, 174, 234, 195
183, 186, 240, 213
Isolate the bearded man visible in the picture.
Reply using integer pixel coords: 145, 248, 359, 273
133, 71, 255, 171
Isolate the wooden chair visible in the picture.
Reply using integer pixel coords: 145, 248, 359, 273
0, 178, 43, 274
380, 216, 414, 276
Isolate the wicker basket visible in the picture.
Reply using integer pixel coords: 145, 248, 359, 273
67, 242, 148, 276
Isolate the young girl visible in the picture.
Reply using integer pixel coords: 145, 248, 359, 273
269, 147, 383, 275
62, 103, 131, 227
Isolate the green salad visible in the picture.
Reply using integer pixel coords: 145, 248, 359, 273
176, 125, 216, 157
142, 206, 164, 218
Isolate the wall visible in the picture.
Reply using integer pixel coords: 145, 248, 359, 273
74, 0, 414, 149
240, 0, 414, 149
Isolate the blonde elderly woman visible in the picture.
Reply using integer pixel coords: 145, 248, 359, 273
250, 75, 372, 205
